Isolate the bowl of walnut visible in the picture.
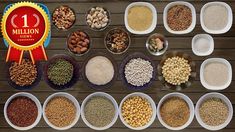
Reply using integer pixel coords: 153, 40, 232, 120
157, 51, 196, 90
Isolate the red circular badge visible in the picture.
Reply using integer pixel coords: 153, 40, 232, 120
6, 6, 45, 46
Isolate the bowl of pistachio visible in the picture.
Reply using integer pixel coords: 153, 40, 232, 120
146, 33, 168, 56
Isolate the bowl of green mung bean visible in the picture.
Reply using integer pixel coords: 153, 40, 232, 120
43, 54, 79, 90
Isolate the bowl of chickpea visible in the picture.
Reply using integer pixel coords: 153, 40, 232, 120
157, 51, 196, 90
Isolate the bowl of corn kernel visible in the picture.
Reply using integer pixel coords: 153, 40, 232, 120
157, 51, 196, 90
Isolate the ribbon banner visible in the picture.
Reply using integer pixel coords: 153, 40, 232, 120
1, 2, 50, 64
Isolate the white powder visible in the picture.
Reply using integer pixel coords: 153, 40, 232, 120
194, 38, 210, 53
203, 62, 229, 87
203, 4, 228, 30
85, 56, 114, 85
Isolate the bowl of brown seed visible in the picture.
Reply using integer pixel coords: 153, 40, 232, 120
157, 92, 194, 130
157, 51, 196, 90
195, 92, 233, 131
52, 5, 76, 31
105, 27, 130, 54
7, 58, 42, 90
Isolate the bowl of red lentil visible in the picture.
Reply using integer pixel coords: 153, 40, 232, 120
157, 92, 194, 130
163, 1, 196, 34
42, 92, 80, 130
195, 92, 233, 131
4, 92, 42, 130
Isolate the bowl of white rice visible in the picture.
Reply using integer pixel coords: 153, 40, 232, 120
83, 52, 117, 90
119, 52, 156, 90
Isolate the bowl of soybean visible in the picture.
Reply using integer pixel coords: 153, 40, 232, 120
81, 92, 119, 130
43, 54, 79, 90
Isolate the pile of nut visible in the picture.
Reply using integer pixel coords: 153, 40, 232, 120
121, 96, 153, 128
105, 28, 129, 53
52, 5, 76, 30
148, 36, 164, 52
86, 7, 109, 30
162, 56, 191, 85
67, 31, 90, 54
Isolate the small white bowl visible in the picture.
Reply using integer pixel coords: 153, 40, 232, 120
81, 92, 119, 130
124, 2, 157, 34
200, 2, 233, 34
200, 58, 232, 90
43, 92, 80, 130
195, 92, 233, 131
4, 92, 42, 131
119, 92, 156, 130
157, 92, 194, 130
163, 1, 196, 34
192, 34, 214, 56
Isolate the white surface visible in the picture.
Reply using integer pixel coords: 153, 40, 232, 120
200, 2, 233, 34
195, 92, 233, 131
4, 92, 42, 131
124, 2, 157, 34
119, 92, 157, 130
156, 92, 195, 130
42, 92, 80, 130
200, 58, 232, 90
163, 1, 196, 34
192, 34, 214, 56
81, 92, 119, 130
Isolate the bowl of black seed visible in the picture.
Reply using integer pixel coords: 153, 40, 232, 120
43, 54, 79, 90
119, 52, 156, 90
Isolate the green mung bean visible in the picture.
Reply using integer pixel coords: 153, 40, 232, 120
48, 59, 74, 85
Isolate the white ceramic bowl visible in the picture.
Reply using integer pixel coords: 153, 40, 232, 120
163, 1, 196, 34
43, 92, 80, 130
81, 92, 119, 130
124, 2, 157, 34
4, 92, 42, 131
157, 92, 194, 130
192, 34, 214, 56
200, 2, 233, 34
200, 58, 232, 90
195, 92, 233, 131
119, 92, 156, 130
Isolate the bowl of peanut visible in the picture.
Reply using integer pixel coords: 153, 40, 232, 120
119, 92, 156, 130
157, 51, 196, 90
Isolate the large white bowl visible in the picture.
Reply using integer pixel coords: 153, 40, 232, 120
163, 1, 196, 34
195, 92, 233, 131
119, 92, 156, 130
200, 58, 232, 90
43, 92, 80, 130
200, 2, 233, 34
4, 92, 42, 131
124, 2, 157, 34
81, 92, 119, 130
157, 92, 194, 130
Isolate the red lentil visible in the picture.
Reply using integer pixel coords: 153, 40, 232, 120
7, 96, 38, 127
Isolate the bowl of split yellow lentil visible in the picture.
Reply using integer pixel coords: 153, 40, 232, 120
119, 92, 156, 130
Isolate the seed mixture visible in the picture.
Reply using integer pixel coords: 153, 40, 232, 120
105, 28, 129, 54
160, 97, 190, 127
84, 96, 115, 127
124, 58, 153, 86
203, 62, 229, 87
199, 98, 229, 126
203, 4, 228, 30
121, 96, 153, 128
85, 56, 114, 85
86, 7, 109, 30
9, 59, 37, 86
162, 56, 191, 85
45, 97, 76, 128
7, 96, 38, 127
167, 5, 192, 31
67, 31, 90, 54
127, 6, 153, 31
52, 5, 76, 30
47, 59, 74, 85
